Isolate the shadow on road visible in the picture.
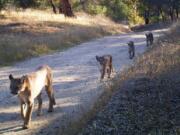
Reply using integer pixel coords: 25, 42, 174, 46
0, 125, 25, 134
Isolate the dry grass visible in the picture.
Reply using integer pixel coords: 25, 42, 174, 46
107, 22, 180, 134
126, 23, 180, 79
59, 22, 180, 135
56, 82, 115, 135
0, 9, 128, 65
93, 22, 180, 135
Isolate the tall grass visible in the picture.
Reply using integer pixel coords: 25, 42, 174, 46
64, 22, 180, 135
0, 9, 128, 65
92, 22, 180, 135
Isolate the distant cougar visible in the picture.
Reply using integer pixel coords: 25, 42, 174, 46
9, 65, 56, 129
127, 41, 135, 59
145, 32, 154, 46
96, 55, 113, 80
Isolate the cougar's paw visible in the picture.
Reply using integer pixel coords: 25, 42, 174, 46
37, 112, 42, 116
22, 124, 30, 129
48, 108, 54, 113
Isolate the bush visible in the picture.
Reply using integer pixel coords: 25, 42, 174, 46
13, 0, 36, 8
0, 0, 6, 10
102, 0, 143, 24
86, 4, 107, 15
128, 11, 144, 25
103, 0, 129, 21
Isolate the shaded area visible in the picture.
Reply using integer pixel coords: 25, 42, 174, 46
31, 29, 168, 135
0, 125, 25, 134
0, 10, 128, 66
131, 22, 172, 32
0, 22, 108, 65
0, 30, 148, 135
0, 26, 168, 135
79, 24, 180, 135
80, 69, 180, 135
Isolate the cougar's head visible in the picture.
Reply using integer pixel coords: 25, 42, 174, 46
9, 74, 27, 95
96, 56, 104, 65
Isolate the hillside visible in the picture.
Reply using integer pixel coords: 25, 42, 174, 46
0, 9, 128, 66
79, 23, 180, 135
0, 0, 179, 134
0, 21, 170, 135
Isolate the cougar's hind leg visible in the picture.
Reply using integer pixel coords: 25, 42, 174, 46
146, 40, 149, 47
45, 85, 55, 112
132, 49, 135, 58
37, 93, 42, 116
46, 68, 56, 112
109, 56, 113, 74
150, 39, 153, 45
49, 85, 56, 105
129, 51, 132, 59
107, 68, 111, 78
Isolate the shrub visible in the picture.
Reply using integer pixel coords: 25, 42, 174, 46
86, 4, 107, 15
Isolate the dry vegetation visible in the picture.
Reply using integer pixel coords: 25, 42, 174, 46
0, 9, 128, 66
77, 22, 180, 135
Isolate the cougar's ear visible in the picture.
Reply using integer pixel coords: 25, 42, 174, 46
20, 76, 26, 84
96, 56, 99, 61
9, 74, 14, 80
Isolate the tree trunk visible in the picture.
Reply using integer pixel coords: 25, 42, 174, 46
169, 8, 174, 21
19, 0, 34, 8
144, 10, 150, 25
60, 0, 74, 17
49, 0, 57, 14
58, 3, 63, 13
160, 8, 166, 21
80, 0, 86, 11
175, 8, 179, 18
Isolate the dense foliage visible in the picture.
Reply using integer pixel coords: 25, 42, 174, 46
0, 0, 180, 24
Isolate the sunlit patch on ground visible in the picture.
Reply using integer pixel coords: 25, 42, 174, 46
0, 26, 168, 134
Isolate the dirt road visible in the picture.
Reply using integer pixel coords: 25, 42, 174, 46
0, 28, 169, 135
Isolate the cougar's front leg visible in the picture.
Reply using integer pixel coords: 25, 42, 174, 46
150, 39, 153, 45
23, 101, 34, 129
100, 66, 105, 80
20, 102, 26, 120
147, 40, 150, 47
129, 50, 132, 59
131, 49, 135, 58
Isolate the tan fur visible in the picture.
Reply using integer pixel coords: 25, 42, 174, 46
96, 55, 113, 80
9, 65, 56, 129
